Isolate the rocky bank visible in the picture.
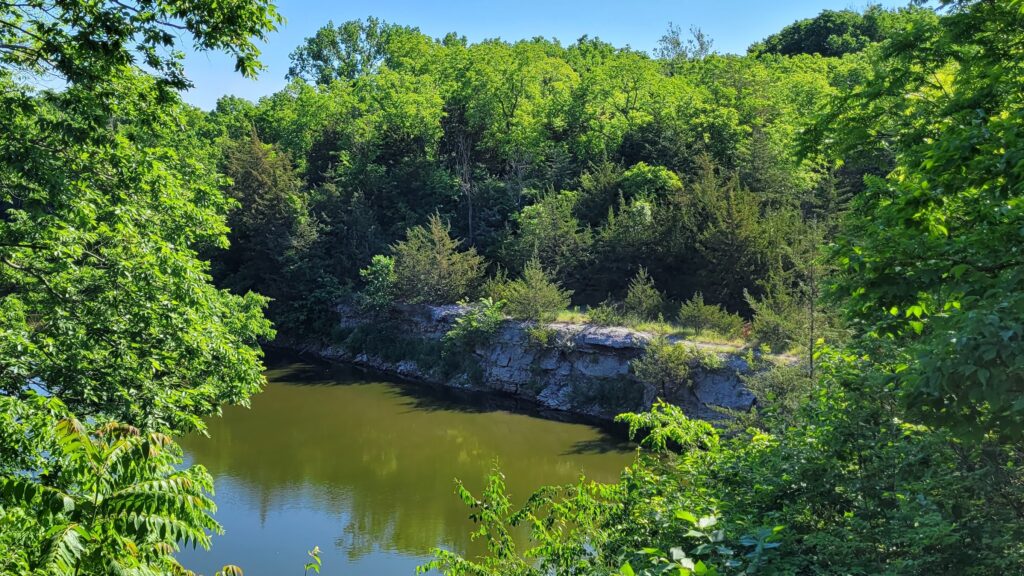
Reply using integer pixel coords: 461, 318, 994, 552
302, 304, 759, 422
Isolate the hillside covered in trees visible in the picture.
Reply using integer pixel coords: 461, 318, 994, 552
204, 8, 930, 343
1, 0, 1023, 574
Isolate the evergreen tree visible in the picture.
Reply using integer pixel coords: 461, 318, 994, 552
391, 214, 485, 304
217, 131, 316, 301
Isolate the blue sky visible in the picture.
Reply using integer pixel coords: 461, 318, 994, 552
181, 0, 909, 110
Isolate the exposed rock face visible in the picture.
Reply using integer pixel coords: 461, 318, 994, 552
311, 304, 759, 422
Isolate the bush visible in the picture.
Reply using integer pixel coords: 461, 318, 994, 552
713, 310, 745, 339
392, 213, 485, 304
690, 346, 725, 371
586, 300, 624, 326
741, 364, 814, 432
490, 259, 573, 322
357, 254, 397, 314
623, 267, 664, 321
678, 292, 744, 338
481, 267, 510, 302
631, 337, 695, 398
746, 289, 805, 353
443, 298, 505, 355
526, 324, 557, 349
506, 190, 592, 275
616, 400, 719, 452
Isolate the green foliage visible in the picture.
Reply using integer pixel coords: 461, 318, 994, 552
0, 0, 281, 90
1, 2, 279, 573
525, 325, 558, 349
304, 546, 322, 575
825, 0, 1024, 440
0, 395, 220, 575
587, 301, 626, 327
418, 469, 536, 576
745, 289, 805, 354
749, 5, 935, 58
215, 130, 318, 329
623, 267, 664, 321
347, 5, 1024, 576
619, 162, 683, 200
631, 338, 694, 398
424, 408, 784, 576
10, 3, 1024, 575
692, 163, 779, 313
358, 254, 398, 314
443, 298, 506, 354
739, 365, 814, 432
287, 18, 430, 84
489, 259, 573, 322
506, 190, 593, 279
616, 400, 719, 452
340, 323, 440, 366
213, 20, 846, 321
1, 16, 275, 438
677, 293, 744, 338
588, 197, 661, 302
0, 78, 275, 433
392, 214, 486, 304
692, 347, 725, 371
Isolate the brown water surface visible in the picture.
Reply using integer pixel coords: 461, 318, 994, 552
178, 358, 634, 575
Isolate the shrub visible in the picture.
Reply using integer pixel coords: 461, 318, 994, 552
586, 300, 624, 326
678, 292, 713, 334
275, 273, 347, 340
493, 259, 573, 322
741, 364, 814, 432
507, 190, 592, 275
713, 310, 745, 339
631, 337, 694, 398
443, 298, 505, 355
691, 346, 725, 371
481, 267, 510, 301
357, 254, 397, 314
526, 324, 557, 349
623, 267, 664, 321
616, 400, 719, 452
392, 213, 485, 304
678, 292, 744, 338
746, 289, 805, 353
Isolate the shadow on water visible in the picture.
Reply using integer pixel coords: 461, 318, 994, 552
563, 436, 636, 455
266, 347, 634, 437
178, 347, 636, 576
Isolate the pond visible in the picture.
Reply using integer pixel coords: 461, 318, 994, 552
177, 356, 636, 575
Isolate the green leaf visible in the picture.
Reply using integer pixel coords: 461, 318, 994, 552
675, 510, 699, 524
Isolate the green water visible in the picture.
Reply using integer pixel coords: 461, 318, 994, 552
177, 358, 635, 575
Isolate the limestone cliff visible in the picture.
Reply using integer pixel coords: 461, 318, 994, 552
308, 304, 759, 422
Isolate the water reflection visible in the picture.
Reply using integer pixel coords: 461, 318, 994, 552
178, 358, 634, 576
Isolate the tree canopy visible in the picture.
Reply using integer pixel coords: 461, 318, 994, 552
1, 0, 279, 572
4, 1, 1024, 574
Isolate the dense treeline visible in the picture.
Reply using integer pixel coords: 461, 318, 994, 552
749, 4, 920, 57
200, 7, 932, 341
2, 1, 1023, 575
425, 2, 1024, 575
0, 0, 279, 572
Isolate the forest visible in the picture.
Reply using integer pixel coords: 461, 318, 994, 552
1, 0, 1023, 574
